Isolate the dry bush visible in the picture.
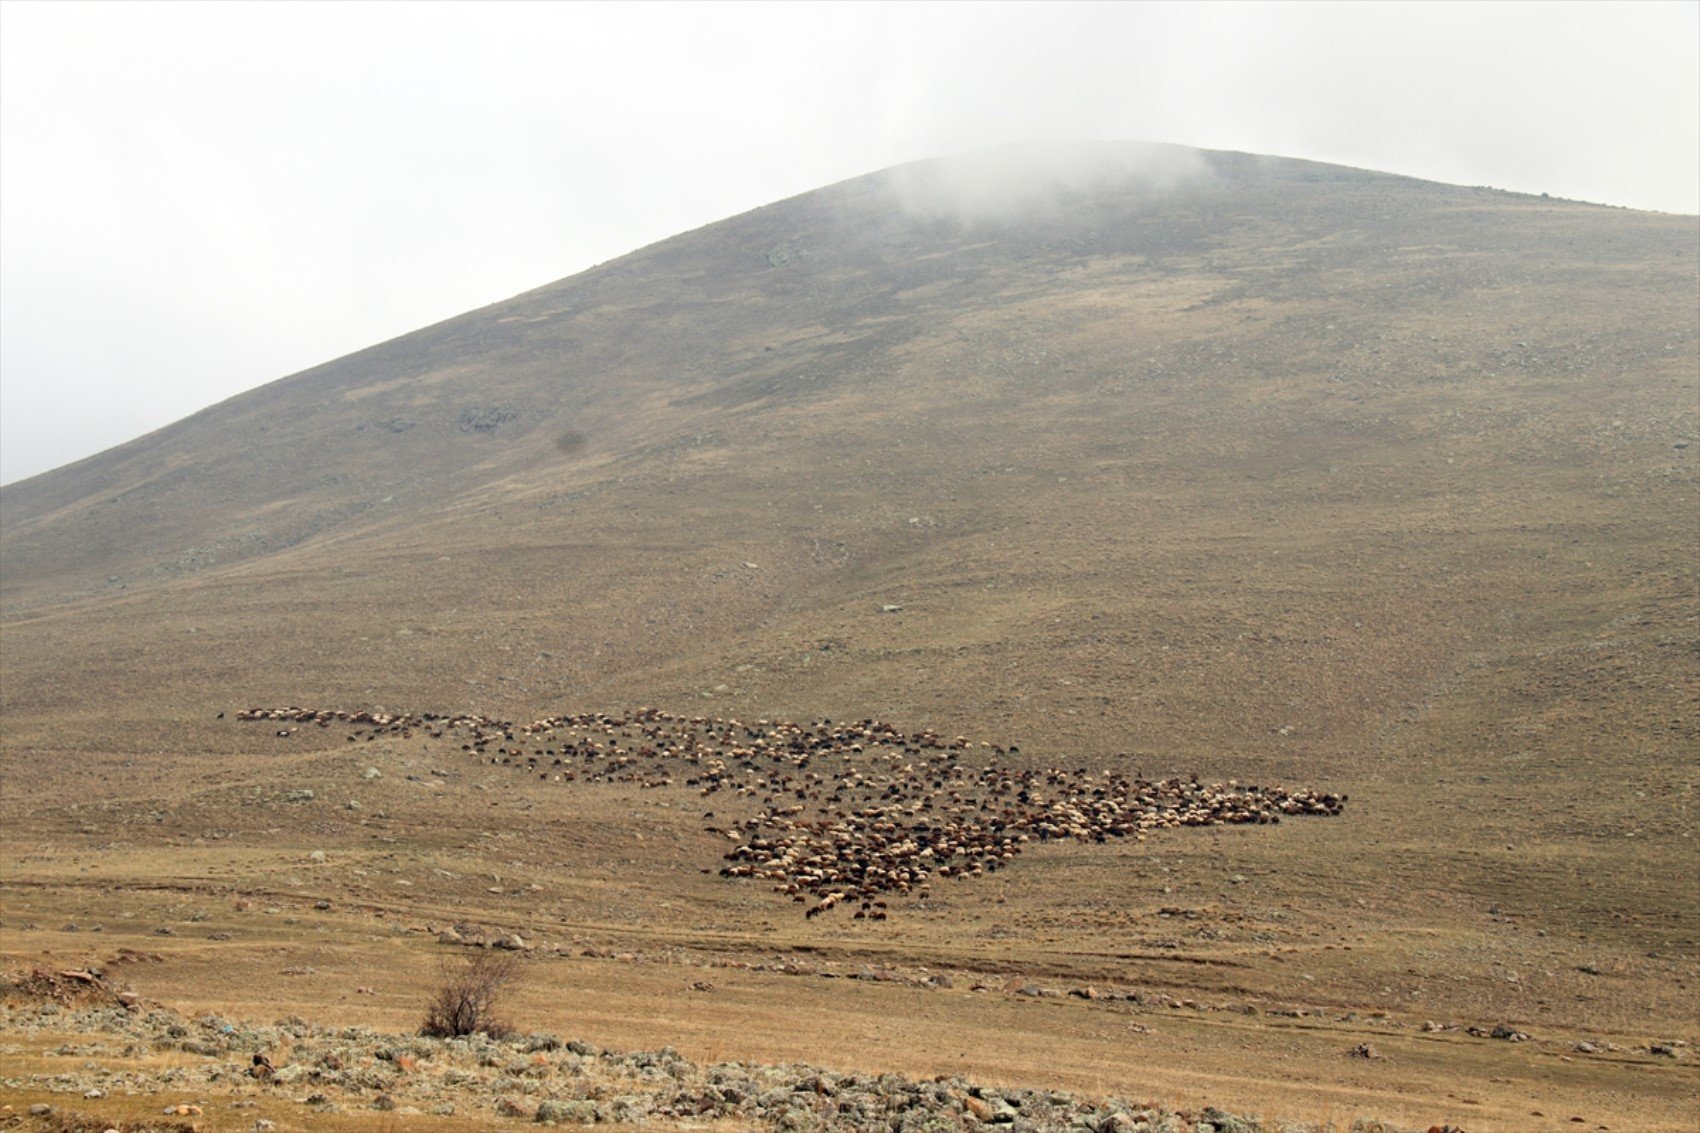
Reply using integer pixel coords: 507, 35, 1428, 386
420, 949, 520, 1038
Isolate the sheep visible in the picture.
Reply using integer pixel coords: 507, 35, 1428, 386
233, 703, 1346, 918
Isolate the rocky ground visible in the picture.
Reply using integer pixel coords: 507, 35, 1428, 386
1, 972, 1431, 1133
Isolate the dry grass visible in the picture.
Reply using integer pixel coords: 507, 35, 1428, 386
2, 147, 1697, 1129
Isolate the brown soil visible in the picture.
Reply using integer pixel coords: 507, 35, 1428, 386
3, 144, 1696, 1130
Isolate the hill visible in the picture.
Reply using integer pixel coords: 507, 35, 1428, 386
2, 142, 1696, 1130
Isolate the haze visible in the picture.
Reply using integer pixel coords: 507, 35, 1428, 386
2, 0, 1696, 486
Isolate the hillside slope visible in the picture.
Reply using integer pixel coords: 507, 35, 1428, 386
3, 143, 1693, 753
2, 143, 1696, 1128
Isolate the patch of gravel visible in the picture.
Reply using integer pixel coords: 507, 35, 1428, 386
0, 1000, 1414, 1132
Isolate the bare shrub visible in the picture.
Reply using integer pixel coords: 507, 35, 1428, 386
420, 950, 520, 1038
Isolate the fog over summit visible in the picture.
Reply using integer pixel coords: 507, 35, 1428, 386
881, 141, 1213, 224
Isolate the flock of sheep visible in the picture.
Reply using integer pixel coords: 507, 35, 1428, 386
236, 706, 1345, 918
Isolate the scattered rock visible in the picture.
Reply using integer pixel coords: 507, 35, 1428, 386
0, 994, 1326, 1133
460, 406, 517, 434
536, 1098, 599, 1123
1201, 1107, 1258, 1133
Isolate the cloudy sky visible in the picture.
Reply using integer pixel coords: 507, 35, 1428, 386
2, 1, 1696, 486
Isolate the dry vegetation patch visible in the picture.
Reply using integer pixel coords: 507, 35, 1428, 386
3, 147, 1696, 1130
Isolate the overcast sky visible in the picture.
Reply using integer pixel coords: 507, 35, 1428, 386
2, 1, 1696, 486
